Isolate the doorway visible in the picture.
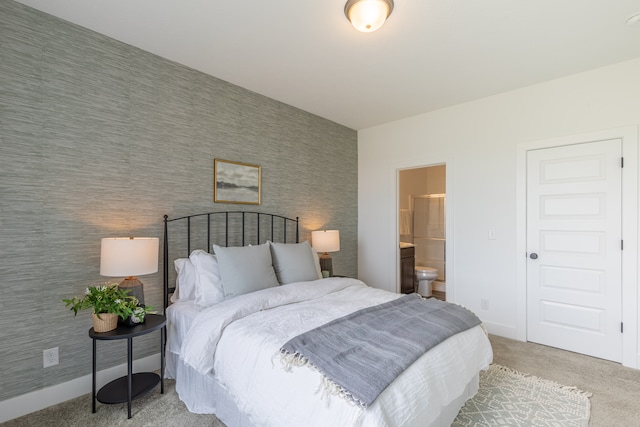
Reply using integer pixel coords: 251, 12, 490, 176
526, 139, 622, 362
398, 165, 446, 300
516, 126, 638, 368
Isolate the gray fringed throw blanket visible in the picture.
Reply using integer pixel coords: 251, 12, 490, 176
280, 294, 482, 407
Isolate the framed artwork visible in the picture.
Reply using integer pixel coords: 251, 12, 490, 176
214, 159, 261, 205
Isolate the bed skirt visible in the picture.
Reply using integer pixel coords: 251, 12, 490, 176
165, 350, 479, 427
166, 351, 255, 427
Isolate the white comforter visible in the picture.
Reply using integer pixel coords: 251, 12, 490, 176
180, 278, 492, 427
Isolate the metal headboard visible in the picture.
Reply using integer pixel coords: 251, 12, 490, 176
163, 211, 299, 310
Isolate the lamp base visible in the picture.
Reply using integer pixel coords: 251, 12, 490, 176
118, 276, 145, 306
319, 253, 333, 278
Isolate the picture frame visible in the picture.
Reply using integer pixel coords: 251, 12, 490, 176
214, 159, 261, 205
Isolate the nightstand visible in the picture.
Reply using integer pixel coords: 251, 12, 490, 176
89, 313, 166, 419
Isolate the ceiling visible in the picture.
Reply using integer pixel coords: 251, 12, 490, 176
13, 0, 640, 130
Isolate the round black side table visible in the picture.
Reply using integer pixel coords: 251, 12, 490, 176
89, 313, 166, 419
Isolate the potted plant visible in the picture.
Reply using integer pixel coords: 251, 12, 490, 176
119, 297, 156, 326
63, 282, 137, 332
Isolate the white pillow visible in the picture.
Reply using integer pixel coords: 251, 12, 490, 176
213, 243, 279, 298
268, 241, 322, 284
170, 258, 197, 303
189, 249, 225, 308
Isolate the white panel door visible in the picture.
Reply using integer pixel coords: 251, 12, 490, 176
527, 139, 622, 362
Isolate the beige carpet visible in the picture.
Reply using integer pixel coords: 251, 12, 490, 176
1, 379, 223, 427
490, 335, 640, 426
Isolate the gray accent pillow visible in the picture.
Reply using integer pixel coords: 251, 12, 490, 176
213, 243, 279, 298
269, 241, 322, 284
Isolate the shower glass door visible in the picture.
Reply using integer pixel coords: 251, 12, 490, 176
412, 194, 446, 281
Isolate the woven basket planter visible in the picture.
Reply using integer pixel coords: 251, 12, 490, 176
92, 313, 118, 332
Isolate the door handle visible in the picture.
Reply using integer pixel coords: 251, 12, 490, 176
529, 253, 538, 260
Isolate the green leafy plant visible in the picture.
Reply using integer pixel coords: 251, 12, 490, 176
123, 298, 156, 324
63, 282, 136, 320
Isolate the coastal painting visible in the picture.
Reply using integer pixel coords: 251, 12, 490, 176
214, 159, 261, 205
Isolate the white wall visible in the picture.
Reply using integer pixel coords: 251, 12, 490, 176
358, 57, 640, 342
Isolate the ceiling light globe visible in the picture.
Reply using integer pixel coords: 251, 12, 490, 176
345, 0, 394, 33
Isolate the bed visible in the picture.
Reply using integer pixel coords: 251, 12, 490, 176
162, 211, 493, 427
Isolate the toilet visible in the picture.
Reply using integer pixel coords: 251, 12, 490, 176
415, 266, 438, 297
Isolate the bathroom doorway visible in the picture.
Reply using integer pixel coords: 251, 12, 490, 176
399, 165, 446, 300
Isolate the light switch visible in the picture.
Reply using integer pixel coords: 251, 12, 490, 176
488, 229, 496, 240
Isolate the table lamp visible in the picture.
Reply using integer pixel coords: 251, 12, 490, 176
100, 237, 159, 305
311, 230, 340, 277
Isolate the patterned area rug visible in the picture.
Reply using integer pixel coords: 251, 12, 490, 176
453, 364, 592, 427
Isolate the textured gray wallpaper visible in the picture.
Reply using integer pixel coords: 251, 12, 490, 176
0, 0, 357, 402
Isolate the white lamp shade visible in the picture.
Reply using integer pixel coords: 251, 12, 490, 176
346, 0, 392, 33
100, 237, 159, 277
311, 230, 340, 253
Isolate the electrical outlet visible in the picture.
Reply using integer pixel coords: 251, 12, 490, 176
481, 299, 490, 310
43, 347, 59, 368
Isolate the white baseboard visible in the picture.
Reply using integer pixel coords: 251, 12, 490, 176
483, 321, 519, 340
0, 353, 161, 423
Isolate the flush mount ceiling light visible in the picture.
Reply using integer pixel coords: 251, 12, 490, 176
344, 0, 394, 33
